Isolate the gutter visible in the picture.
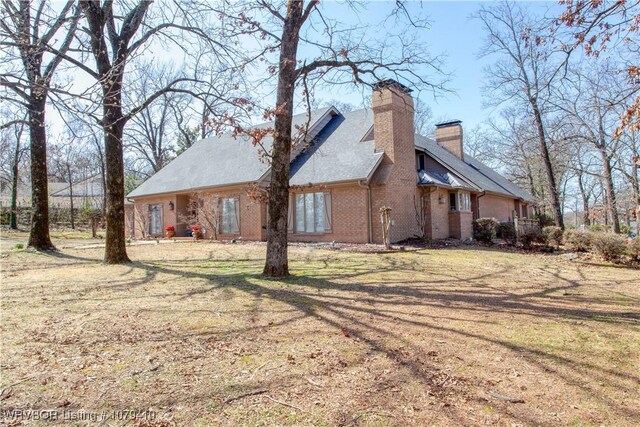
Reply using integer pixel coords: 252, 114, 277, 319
358, 180, 373, 243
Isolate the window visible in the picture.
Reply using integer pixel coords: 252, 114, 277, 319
449, 193, 457, 211
149, 204, 163, 235
293, 192, 331, 233
416, 153, 426, 171
458, 192, 471, 211
221, 197, 240, 234
449, 191, 471, 212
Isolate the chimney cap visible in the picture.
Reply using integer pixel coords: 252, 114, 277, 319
435, 120, 462, 128
372, 79, 413, 94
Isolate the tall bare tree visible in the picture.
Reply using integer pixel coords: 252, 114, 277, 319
74, 0, 244, 263
554, 61, 637, 233
0, 0, 80, 249
216, 1, 445, 276
478, 1, 565, 228
0, 114, 28, 229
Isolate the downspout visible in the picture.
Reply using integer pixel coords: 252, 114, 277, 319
358, 180, 373, 243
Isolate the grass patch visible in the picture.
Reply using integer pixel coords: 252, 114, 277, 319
1, 239, 638, 426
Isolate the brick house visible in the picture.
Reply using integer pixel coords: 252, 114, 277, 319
127, 80, 534, 243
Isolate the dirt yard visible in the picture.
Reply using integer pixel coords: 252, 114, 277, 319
1, 231, 639, 426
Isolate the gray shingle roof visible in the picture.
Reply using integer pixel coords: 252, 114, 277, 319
289, 109, 382, 186
127, 108, 334, 198
128, 104, 533, 203
415, 134, 534, 202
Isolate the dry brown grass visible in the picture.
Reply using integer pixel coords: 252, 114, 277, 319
1, 231, 639, 426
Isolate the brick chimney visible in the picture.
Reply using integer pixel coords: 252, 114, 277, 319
435, 120, 464, 160
372, 79, 415, 168
371, 79, 418, 244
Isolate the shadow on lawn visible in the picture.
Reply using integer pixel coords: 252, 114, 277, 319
43, 249, 640, 424
132, 257, 640, 424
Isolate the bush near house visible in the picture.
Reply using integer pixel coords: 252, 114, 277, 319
627, 237, 640, 261
591, 233, 627, 262
496, 222, 517, 245
542, 226, 563, 249
520, 229, 545, 249
473, 217, 499, 244
563, 229, 593, 252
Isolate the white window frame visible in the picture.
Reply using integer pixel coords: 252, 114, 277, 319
220, 196, 240, 234
149, 204, 163, 236
293, 191, 331, 234
450, 191, 471, 212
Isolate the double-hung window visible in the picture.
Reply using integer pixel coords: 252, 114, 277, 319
293, 192, 332, 233
221, 197, 240, 234
449, 191, 471, 212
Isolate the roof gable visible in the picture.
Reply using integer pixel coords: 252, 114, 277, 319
415, 134, 534, 202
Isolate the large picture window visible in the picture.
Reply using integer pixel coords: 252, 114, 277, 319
293, 192, 332, 233
221, 197, 240, 234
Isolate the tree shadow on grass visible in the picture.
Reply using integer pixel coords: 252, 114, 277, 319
116, 255, 640, 424
12, 248, 639, 424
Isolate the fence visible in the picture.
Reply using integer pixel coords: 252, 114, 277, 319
0, 206, 103, 230
514, 217, 541, 237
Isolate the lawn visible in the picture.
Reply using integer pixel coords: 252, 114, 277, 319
1, 232, 639, 426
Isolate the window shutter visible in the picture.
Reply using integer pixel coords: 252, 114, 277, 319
323, 191, 332, 232
287, 194, 294, 232
233, 197, 240, 233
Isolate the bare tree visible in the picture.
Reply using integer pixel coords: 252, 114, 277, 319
178, 192, 221, 240
133, 202, 149, 239
0, 0, 81, 249
556, 1, 640, 134
477, 1, 565, 228
217, 1, 446, 276
74, 0, 245, 263
0, 114, 28, 229
49, 137, 92, 229
125, 65, 183, 176
554, 61, 635, 233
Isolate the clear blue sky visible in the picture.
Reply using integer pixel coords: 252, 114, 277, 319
315, 1, 561, 131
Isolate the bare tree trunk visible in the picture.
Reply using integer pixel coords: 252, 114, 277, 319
263, 1, 305, 277
532, 101, 564, 229
103, 99, 130, 263
27, 97, 54, 250
598, 148, 621, 233
10, 133, 21, 230
576, 171, 591, 226
66, 165, 75, 229
633, 161, 640, 235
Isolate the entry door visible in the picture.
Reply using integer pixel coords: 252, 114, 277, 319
149, 204, 163, 236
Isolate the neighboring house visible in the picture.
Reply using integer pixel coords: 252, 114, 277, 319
0, 176, 69, 209
49, 174, 105, 210
127, 80, 534, 243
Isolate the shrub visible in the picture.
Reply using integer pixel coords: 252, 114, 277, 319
520, 230, 545, 249
563, 229, 593, 252
496, 222, 517, 245
620, 224, 631, 236
588, 223, 603, 233
591, 233, 626, 262
627, 237, 640, 261
474, 217, 499, 244
542, 226, 563, 248
14, 243, 24, 250
533, 212, 555, 227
